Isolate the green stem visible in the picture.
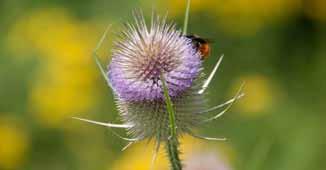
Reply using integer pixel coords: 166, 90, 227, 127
182, 0, 191, 35
161, 75, 182, 170
166, 138, 182, 170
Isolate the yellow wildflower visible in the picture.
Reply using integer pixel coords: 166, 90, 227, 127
7, 8, 102, 127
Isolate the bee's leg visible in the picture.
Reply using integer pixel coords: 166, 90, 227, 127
93, 24, 112, 87
198, 54, 224, 94
203, 82, 245, 122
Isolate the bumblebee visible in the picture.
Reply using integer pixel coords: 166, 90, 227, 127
186, 34, 211, 60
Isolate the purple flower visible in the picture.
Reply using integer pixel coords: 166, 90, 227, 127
108, 14, 202, 102
74, 12, 244, 145
104, 13, 208, 141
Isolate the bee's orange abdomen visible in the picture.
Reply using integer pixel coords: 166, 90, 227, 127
199, 43, 210, 60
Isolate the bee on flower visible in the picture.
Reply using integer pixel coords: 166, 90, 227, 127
74, 8, 244, 170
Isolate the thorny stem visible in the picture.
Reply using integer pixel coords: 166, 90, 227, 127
166, 138, 182, 170
160, 1, 192, 169
182, 0, 191, 35
161, 75, 182, 170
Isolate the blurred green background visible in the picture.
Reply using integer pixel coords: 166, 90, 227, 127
0, 0, 325, 170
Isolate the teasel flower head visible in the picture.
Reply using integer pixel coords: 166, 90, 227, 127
109, 14, 201, 102
74, 11, 244, 142
108, 13, 206, 141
